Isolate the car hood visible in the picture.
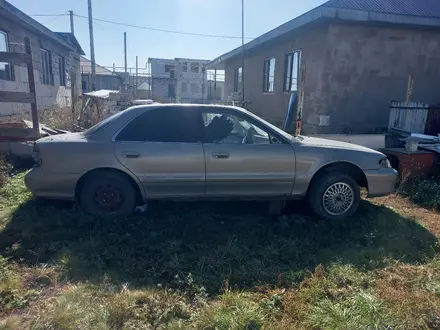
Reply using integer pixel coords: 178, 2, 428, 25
37, 132, 86, 143
298, 136, 384, 155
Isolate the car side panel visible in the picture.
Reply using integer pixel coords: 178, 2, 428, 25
291, 144, 375, 197
114, 141, 206, 198
27, 140, 143, 200
203, 143, 296, 197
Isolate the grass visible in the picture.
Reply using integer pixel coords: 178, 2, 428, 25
0, 173, 439, 329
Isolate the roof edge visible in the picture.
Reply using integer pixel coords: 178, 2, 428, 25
208, 5, 440, 68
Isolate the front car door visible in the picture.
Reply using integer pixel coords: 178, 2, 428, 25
113, 106, 205, 198
201, 108, 296, 198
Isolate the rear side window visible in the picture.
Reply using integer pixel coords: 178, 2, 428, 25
115, 107, 202, 143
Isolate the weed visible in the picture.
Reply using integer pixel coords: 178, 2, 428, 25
0, 175, 439, 328
404, 178, 440, 210
194, 292, 268, 330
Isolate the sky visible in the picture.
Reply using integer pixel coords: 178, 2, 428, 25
9, 0, 327, 69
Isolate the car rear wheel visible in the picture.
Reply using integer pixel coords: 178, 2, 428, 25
79, 171, 137, 216
308, 172, 360, 220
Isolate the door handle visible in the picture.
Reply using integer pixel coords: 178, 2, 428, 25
122, 152, 140, 159
212, 152, 229, 159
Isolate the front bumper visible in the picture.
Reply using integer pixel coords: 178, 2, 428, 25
25, 167, 78, 200
364, 168, 398, 198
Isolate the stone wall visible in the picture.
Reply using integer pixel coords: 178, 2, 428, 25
0, 16, 80, 116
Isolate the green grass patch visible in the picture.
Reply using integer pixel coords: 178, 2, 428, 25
0, 174, 439, 329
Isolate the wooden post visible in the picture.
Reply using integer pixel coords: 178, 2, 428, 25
406, 74, 414, 104
295, 66, 306, 136
25, 37, 39, 133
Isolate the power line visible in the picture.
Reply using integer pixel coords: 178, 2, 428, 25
73, 14, 254, 40
30, 14, 68, 17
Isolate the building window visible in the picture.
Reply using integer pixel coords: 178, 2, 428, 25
191, 83, 200, 94
56, 55, 66, 86
165, 64, 175, 72
0, 31, 14, 81
284, 50, 301, 92
82, 80, 87, 92
181, 82, 187, 93
190, 62, 199, 73
168, 84, 176, 98
40, 49, 53, 85
263, 57, 275, 93
233, 67, 242, 93
182, 62, 188, 72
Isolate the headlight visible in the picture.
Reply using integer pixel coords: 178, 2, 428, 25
379, 158, 391, 168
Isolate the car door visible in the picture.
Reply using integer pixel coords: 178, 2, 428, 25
201, 108, 296, 197
113, 106, 206, 198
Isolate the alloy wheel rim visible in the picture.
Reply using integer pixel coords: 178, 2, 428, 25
322, 182, 354, 216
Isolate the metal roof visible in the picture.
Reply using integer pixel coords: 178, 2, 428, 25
208, 0, 440, 68
325, 0, 440, 17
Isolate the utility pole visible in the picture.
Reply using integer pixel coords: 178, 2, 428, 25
87, 0, 96, 91
69, 10, 75, 35
135, 55, 138, 98
241, 0, 245, 105
124, 32, 128, 74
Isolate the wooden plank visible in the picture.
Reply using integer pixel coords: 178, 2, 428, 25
0, 127, 40, 141
25, 37, 39, 130
0, 91, 35, 103
0, 51, 32, 65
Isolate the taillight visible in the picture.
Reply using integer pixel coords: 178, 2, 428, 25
32, 143, 42, 166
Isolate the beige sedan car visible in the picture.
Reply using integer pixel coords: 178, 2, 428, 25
25, 104, 397, 220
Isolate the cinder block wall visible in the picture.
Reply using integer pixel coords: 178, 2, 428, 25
0, 16, 80, 116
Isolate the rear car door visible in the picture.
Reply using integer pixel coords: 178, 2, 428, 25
113, 107, 205, 198
201, 108, 296, 197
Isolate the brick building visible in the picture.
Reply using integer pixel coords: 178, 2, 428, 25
208, 0, 440, 134
0, 0, 84, 116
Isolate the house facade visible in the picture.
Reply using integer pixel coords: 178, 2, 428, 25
80, 56, 123, 93
148, 57, 209, 103
0, 0, 84, 116
208, 0, 440, 134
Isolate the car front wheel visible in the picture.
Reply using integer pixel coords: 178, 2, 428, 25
308, 172, 360, 220
79, 171, 137, 216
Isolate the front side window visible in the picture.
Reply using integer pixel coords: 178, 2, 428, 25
116, 108, 201, 143
284, 50, 301, 92
263, 57, 275, 93
233, 66, 242, 93
41, 49, 53, 85
168, 84, 176, 97
202, 111, 275, 145
0, 31, 13, 81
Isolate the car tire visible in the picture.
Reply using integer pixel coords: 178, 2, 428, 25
308, 172, 360, 220
79, 171, 137, 216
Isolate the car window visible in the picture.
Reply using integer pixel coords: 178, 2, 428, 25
116, 107, 201, 143
202, 111, 277, 145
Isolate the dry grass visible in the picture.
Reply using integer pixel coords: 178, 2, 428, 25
0, 174, 439, 329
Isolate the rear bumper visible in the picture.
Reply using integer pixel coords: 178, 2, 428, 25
25, 167, 78, 200
364, 168, 398, 198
